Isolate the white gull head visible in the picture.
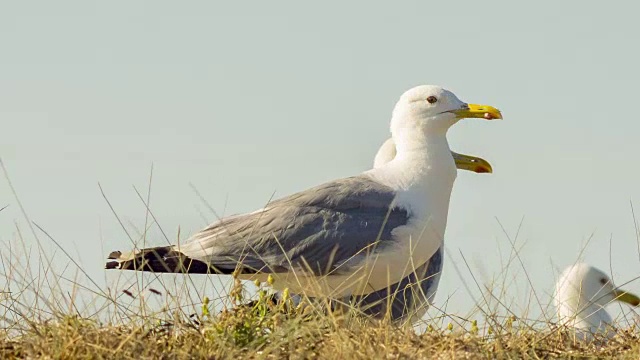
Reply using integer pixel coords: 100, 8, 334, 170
555, 263, 640, 341
391, 85, 469, 144
370, 85, 500, 207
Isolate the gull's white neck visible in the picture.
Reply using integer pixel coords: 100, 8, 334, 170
394, 131, 456, 184
369, 124, 457, 221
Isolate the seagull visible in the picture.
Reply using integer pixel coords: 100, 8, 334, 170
106, 85, 502, 300
555, 263, 640, 340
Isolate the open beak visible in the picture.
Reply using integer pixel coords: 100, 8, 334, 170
452, 152, 493, 174
452, 104, 503, 120
613, 289, 640, 306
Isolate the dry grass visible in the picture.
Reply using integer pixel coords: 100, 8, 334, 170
2, 163, 640, 359
1, 272, 640, 360
1, 310, 640, 359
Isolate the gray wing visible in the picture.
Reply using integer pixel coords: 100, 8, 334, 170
177, 175, 409, 276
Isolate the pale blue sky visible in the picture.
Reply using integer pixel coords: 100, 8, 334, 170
2, 1, 640, 319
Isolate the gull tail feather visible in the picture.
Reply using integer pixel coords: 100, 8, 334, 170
105, 246, 226, 274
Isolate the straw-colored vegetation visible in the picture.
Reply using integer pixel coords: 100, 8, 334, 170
2, 166, 640, 359
2, 265, 640, 359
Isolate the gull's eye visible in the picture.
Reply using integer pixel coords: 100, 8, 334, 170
600, 278, 607, 285
426, 96, 438, 104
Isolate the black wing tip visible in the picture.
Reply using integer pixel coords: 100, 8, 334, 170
103, 246, 282, 275
103, 246, 219, 274
105, 261, 120, 269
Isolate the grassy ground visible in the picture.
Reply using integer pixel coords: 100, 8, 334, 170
1, 274, 640, 360
3, 316, 639, 359
2, 167, 640, 359
1, 235, 639, 359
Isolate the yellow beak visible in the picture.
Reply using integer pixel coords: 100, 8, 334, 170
613, 289, 640, 306
452, 152, 493, 174
452, 104, 503, 120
